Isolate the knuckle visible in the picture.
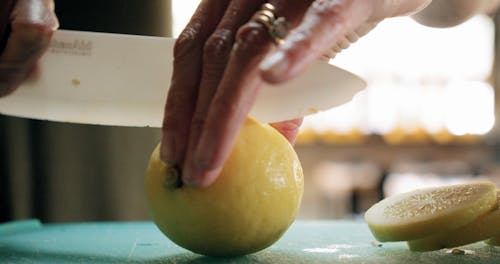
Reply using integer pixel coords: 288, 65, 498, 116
234, 23, 269, 53
11, 21, 55, 47
311, 0, 350, 19
309, 0, 355, 30
174, 26, 203, 61
203, 29, 233, 61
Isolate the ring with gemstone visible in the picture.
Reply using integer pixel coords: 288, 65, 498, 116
251, 3, 288, 44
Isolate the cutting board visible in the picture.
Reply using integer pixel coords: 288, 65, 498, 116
1, 219, 499, 263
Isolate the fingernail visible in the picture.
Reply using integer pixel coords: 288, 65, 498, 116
183, 162, 220, 188
164, 165, 182, 190
182, 165, 201, 188
259, 51, 289, 79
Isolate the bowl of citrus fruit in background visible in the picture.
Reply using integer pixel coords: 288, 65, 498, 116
145, 118, 304, 257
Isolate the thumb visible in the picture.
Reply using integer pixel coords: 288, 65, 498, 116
269, 118, 303, 144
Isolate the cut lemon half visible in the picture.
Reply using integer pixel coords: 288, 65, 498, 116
408, 190, 500, 251
365, 182, 497, 242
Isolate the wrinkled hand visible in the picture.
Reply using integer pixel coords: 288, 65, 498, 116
0, 0, 58, 97
161, 0, 431, 188
412, 0, 500, 28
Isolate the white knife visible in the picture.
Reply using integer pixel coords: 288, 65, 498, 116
0, 30, 365, 127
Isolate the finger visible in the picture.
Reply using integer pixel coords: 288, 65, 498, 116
0, 0, 58, 97
0, 0, 15, 53
181, 22, 270, 188
160, 0, 231, 164
182, 1, 311, 188
411, 0, 479, 28
371, 0, 432, 19
182, 0, 263, 170
269, 118, 303, 144
185, 0, 312, 162
259, 0, 431, 83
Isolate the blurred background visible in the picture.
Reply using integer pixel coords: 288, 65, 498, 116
2, 0, 500, 222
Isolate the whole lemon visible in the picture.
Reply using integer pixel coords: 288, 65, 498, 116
145, 118, 304, 257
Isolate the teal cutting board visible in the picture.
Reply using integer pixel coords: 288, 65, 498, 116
1, 220, 499, 263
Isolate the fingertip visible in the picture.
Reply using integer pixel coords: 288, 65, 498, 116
269, 118, 303, 144
259, 51, 290, 84
260, 68, 287, 84
259, 41, 312, 85
182, 165, 220, 189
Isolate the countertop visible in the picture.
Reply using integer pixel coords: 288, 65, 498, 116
1, 219, 499, 263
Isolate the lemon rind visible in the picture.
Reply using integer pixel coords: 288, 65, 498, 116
365, 182, 497, 242
408, 190, 500, 251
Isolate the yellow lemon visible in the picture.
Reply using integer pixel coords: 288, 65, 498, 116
365, 182, 497, 242
408, 190, 500, 251
145, 118, 304, 257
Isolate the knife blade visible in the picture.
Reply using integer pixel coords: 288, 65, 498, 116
0, 29, 365, 127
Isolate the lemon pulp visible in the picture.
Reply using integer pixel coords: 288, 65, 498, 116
408, 190, 500, 251
365, 182, 497, 242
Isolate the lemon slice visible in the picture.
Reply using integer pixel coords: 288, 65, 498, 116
486, 236, 500, 246
364, 182, 497, 242
408, 190, 500, 251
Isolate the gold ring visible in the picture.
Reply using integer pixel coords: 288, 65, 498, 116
251, 3, 288, 44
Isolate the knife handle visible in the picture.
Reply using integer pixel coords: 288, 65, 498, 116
0, 0, 15, 54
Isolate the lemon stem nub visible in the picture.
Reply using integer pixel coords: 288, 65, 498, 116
163, 165, 183, 190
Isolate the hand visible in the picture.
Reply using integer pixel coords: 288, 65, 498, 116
161, 0, 431, 188
0, 0, 58, 97
412, 0, 500, 28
